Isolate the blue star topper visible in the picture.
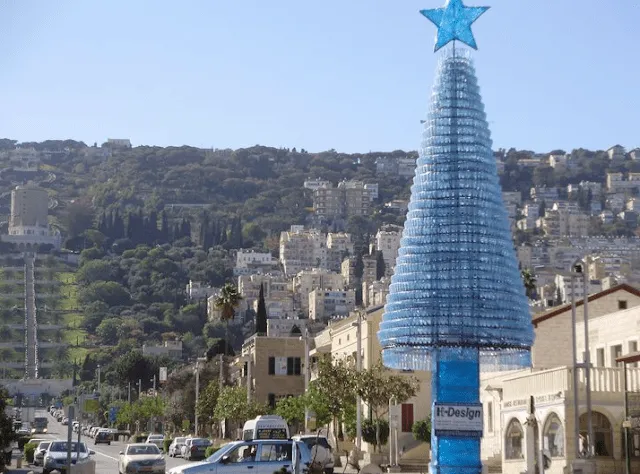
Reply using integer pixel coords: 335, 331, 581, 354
420, 0, 489, 52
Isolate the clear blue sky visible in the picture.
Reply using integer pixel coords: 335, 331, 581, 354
0, 0, 637, 154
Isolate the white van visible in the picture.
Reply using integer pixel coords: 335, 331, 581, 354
242, 415, 289, 441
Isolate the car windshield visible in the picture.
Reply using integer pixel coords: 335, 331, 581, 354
192, 439, 210, 446
206, 443, 237, 463
49, 442, 87, 453
127, 445, 161, 456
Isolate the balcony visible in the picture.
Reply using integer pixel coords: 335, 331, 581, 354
502, 366, 640, 402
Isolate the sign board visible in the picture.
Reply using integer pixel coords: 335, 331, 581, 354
159, 367, 168, 382
109, 407, 119, 424
83, 396, 100, 413
433, 403, 483, 437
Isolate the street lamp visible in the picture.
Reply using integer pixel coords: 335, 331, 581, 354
96, 365, 101, 394
351, 310, 363, 453
300, 327, 310, 432
194, 356, 207, 437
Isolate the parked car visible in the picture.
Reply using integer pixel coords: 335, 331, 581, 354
42, 441, 94, 474
168, 440, 311, 474
292, 434, 334, 474
168, 437, 187, 457
118, 443, 165, 474
61, 418, 69, 426
145, 434, 165, 451
181, 438, 211, 461
94, 430, 113, 445
33, 441, 51, 466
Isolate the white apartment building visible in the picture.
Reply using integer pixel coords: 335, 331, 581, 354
630, 149, 640, 161
502, 192, 522, 207
607, 193, 627, 212
293, 269, 344, 312
312, 180, 371, 220
554, 273, 587, 304
142, 340, 183, 359
607, 172, 625, 192
326, 232, 354, 271
234, 250, 278, 275
266, 318, 307, 338
362, 278, 390, 309
251, 297, 295, 320
308, 289, 355, 321
607, 144, 626, 160
549, 154, 567, 168
376, 225, 403, 277
522, 202, 540, 218
480, 284, 640, 474
237, 273, 293, 314
530, 187, 559, 203
600, 210, 614, 224
303, 178, 332, 191
588, 255, 631, 281
185, 281, 217, 301
1, 147, 40, 171
279, 227, 327, 275
364, 183, 379, 201
541, 209, 590, 238
341, 254, 377, 287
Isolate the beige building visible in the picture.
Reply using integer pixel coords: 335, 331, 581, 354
481, 284, 640, 474
293, 268, 344, 312
308, 289, 355, 321
3, 184, 61, 249
375, 225, 403, 277
362, 278, 390, 309
279, 227, 327, 275
312, 180, 371, 220
541, 209, 589, 238
311, 307, 432, 459
326, 232, 354, 271
231, 335, 305, 408
142, 340, 183, 359
588, 255, 631, 281
341, 254, 377, 288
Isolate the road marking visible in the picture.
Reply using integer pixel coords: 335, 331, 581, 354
93, 450, 118, 461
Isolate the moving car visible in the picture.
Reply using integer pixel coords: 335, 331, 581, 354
33, 441, 51, 466
242, 415, 289, 441
42, 440, 94, 474
145, 434, 165, 451
181, 438, 211, 461
94, 430, 113, 445
168, 439, 311, 474
118, 443, 165, 474
292, 434, 334, 474
168, 437, 187, 457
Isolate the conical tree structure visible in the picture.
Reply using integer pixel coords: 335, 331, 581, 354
378, 51, 534, 371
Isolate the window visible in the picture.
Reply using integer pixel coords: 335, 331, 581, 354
579, 411, 613, 457
487, 402, 493, 433
611, 345, 623, 367
286, 357, 301, 375
596, 348, 605, 367
505, 419, 524, 460
226, 443, 259, 463
619, 300, 628, 310
401, 404, 414, 433
543, 414, 565, 458
268, 357, 275, 375
259, 443, 292, 462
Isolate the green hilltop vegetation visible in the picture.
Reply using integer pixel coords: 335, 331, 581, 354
0, 138, 636, 391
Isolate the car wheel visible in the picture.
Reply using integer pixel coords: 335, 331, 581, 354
325, 469, 334, 474
108, 442, 111, 445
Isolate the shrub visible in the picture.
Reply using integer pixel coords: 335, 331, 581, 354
24, 443, 37, 463
362, 419, 389, 449
163, 439, 173, 453
17, 437, 31, 451
412, 417, 432, 443
204, 445, 220, 458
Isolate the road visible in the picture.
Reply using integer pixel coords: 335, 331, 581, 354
31, 415, 199, 474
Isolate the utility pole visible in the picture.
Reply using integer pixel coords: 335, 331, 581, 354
97, 365, 101, 393
352, 310, 363, 452
579, 261, 594, 457
138, 379, 142, 399
246, 349, 252, 404
302, 327, 310, 432
570, 275, 580, 459
152, 374, 157, 394
194, 357, 206, 437
127, 382, 131, 404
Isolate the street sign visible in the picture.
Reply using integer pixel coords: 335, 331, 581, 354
433, 403, 483, 437
109, 407, 119, 424
83, 395, 100, 413
159, 367, 168, 382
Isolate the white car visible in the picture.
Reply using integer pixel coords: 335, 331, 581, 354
33, 441, 51, 466
118, 443, 165, 474
43, 440, 94, 474
168, 439, 312, 474
291, 434, 334, 474
145, 434, 165, 451
168, 437, 187, 457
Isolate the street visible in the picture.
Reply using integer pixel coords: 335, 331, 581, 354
26, 415, 199, 474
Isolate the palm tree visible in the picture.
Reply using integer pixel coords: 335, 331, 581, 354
213, 283, 243, 357
54, 345, 71, 363
521, 269, 537, 300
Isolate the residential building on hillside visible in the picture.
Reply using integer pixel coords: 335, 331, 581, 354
308, 289, 355, 321
303, 178, 331, 191
502, 192, 522, 207
553, 273, 587, 304
541, 208, 589, 238
600, 210, 614, 224
362, 278, 390, 308
626, 198, 640, 212
279, 227, 327, 275
630, 148, 640, 161
384, 200, 409, 213
326, 232, 354, 271
185, 281, 217, 301
237, 273, 293, 313
266, 318, 306, 338
142, 340, 183, 359
606, 172, 625, 192
310, 307, 431, 458
234, 250, 278, 276
548, 154, 567, 168
341, 254, 377, 287
230, 335, 305, 409
0, 147, 40, 171
312, 180, 371, 219
364, 183, 378, 201
606, 193, 627, 212
521, 202, 540, 218
293, 268, 344, 312
607, 144, 626, 160
106, 138, 132, 148
375, 155, 416, 177
530, 186, 559, 203
375, 225, 403, 277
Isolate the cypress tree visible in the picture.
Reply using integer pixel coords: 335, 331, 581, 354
376, 251, 386, 280
256, 283, 268, 335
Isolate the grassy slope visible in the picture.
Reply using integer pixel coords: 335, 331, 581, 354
56, 271, 89, 362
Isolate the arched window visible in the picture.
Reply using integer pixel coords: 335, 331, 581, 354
579, 411, 613, 457
543, 414, 565, 458
505, 419, 524, 459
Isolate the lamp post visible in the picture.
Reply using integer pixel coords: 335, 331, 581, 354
194, 356, 207, 437
351, 310, 363, 452
579, 261, 594, 458
301, 327, 310, 432
96, 365, 101, 394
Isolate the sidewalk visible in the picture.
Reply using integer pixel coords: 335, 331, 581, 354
2, 451, 40, 474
